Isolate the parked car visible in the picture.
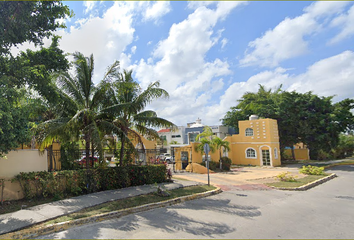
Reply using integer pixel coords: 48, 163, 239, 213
161, 153, 173, 163
78, 156, 98, 167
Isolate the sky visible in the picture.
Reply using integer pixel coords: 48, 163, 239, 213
12, 1, 354, 127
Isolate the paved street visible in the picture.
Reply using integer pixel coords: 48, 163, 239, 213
37, 165, 354, 239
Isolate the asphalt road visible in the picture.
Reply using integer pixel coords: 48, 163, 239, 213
37, 165, 354, 239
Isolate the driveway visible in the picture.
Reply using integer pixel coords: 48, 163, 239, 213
36, 165, 354, 239
172, 165, 306, 190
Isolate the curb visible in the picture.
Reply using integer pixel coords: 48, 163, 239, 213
0, 187, 222, 239
271, 173, 337, 191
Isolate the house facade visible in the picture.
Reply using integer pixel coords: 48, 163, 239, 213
172, 115, 282, 170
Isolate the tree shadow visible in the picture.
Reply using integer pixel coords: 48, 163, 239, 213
0, 217, 36, 235
327, 165, 354, 172
37, 197, 261, 239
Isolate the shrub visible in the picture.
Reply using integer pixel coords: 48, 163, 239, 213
276, 172, 297, 182
200, 160, 218, 171
13, 165, 167, 200
220, 157, 232, 171
299, 165, 325, 175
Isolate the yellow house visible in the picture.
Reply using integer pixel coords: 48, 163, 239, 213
225, 116, 281, 167
173, 116, 282, 170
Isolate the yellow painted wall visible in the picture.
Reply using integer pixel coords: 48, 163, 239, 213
174, 118, 282, 170
228, 118, 281, 166
284, 149, 310, 160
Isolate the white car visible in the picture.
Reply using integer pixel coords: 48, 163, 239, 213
160, 153, 172, 163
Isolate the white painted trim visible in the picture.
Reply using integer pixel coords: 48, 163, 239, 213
245, 147, 257, 159
259, 145, 272, 166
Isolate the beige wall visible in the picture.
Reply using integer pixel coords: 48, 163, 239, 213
0, 150, 48, 201
0, 150, 48, 178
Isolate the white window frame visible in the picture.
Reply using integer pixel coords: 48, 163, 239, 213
245, 128, 254, 136
246, 148, 257, 159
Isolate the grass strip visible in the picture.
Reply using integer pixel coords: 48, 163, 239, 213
265, 174, 329, 188
45, 185, 215, 225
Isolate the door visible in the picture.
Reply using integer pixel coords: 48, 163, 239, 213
262, 150, 271, 166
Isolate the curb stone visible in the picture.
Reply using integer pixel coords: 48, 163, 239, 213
271, 173, 337, 191
0, 187, 222, 239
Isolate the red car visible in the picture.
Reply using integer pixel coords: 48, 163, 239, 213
79, 157, 98, 167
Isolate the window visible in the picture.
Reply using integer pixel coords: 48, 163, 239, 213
245, 128, 254, 136
188, 132, 199, 143
172, 135, 181, 138
160, 135, 167, 141
274, 148, 278, 159
246, 148, 256, 158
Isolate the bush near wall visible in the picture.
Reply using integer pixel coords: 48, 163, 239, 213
200, 157, 232, 171
13, 165, 167, 200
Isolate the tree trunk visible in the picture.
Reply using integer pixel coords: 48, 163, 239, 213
85, 134, 90, 169
119, 133, 125, 167
219, 149, 222, 170
291, 147, 296, 161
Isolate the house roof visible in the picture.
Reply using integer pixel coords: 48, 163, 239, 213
158, 129, 171, 133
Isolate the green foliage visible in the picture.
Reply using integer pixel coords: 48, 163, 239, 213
104, 69, 175, 165
0, 1, 72, 156
330, 134, 354, 159
0, 1, 71, 54
200, 161, 218, 171
13, 165, 167, 200
276, 172, 297, 182
220, 157, 232, 171
60, 142, 81, 170
299, 165, 325, 175
222, 85, 354, 160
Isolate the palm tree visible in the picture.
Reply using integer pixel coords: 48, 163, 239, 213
194, 126, 216, 160
37, 52, 122, 169
104, 69, 175, 165
213, 137, 230, 169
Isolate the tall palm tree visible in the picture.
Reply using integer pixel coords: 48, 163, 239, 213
213, 137, 230, 169
37, 52, 122, 169
104, 69, 175, 165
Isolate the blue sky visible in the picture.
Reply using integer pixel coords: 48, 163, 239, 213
13, 1, 354, 126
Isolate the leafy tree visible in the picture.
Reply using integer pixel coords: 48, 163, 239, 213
104, 69, 175, 166
0, 1, 71, 54
36, 52, 121, 169
0, 1, 71, 157
329, 134, 354, 159
222, 85, 354, 160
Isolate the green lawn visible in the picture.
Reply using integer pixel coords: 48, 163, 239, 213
45, 185, 216, 225
266, 174, 329, 188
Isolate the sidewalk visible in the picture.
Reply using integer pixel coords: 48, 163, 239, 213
0, 179, 200, 236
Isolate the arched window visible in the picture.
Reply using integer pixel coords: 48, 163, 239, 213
245, 128, 253, 136
246, 148, 256, 158
274, 148, 278, 159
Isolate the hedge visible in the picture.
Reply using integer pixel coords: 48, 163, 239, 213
13, 165, 167, 200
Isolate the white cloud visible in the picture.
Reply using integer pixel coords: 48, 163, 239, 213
132, 2, 245, 126
83, 1, 97, 15
54, 2, 137, 83
240, 1, 350, 68
143, 1, 171, 22
215, 51, 354, 122
221, 38, 228, 49
329, 4, 354, 44
131, 46, 137, 54
187, 1, 216, 10
288, 50, 354, 102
